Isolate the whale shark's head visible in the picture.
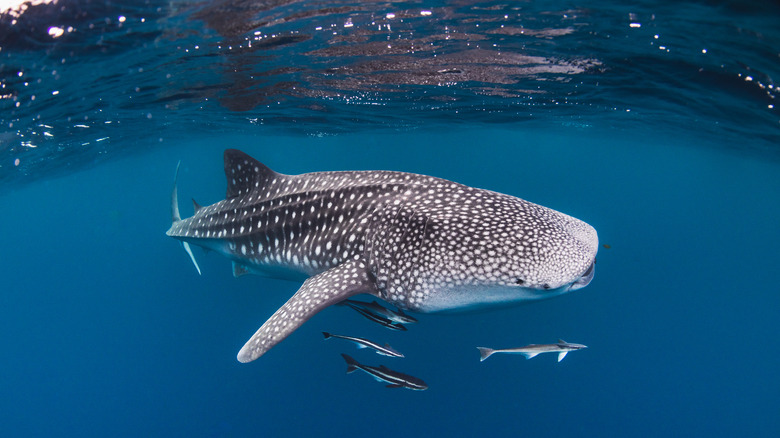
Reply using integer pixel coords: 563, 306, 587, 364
514, 208, 598, 296
400, 195, 598, 313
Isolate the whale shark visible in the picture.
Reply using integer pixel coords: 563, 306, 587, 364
166, 149, 598, 363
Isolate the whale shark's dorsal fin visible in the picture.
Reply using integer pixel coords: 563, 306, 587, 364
192, 198, 203, 213
237, 256, 378, 362
223, 149, 280, 199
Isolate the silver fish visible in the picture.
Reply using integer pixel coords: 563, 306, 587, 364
477, 339, 588, 362
322, 332, 404, 358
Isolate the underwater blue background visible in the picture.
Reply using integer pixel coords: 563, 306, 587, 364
1, 1, 779, 437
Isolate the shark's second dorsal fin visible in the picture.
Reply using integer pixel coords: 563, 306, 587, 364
223, 149, 280, 199
192, 198, 203, 213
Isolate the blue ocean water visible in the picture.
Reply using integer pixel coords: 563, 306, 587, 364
1, 1, 779, 437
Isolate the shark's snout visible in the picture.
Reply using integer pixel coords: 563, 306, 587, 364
568, 260, 595, 291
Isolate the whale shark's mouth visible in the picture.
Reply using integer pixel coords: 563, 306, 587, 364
568, 260, 595, 291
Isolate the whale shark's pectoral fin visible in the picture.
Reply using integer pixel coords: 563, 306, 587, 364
237, 257, 378, 363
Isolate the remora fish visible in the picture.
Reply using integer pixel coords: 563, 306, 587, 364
341, 354, 427, 390
340, 299, 418, 324
340, 301, 408, 331
322, 332, 404, 358
166, 150, 598, 362
477, 340, 588, 362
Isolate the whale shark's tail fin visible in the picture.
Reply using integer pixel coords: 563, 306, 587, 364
477, 347, 496, 362
342, 354, 360, 374
170, 161, 201, 275
171, 161, 183, 223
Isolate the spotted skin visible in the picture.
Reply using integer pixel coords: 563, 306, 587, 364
167, 149, 598, 362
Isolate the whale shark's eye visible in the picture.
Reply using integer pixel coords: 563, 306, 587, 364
514, 278, 524, 285
542, 284, 551, 290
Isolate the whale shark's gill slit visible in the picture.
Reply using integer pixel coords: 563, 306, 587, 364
399, 208, 417, 295
412, 215, 431, 302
